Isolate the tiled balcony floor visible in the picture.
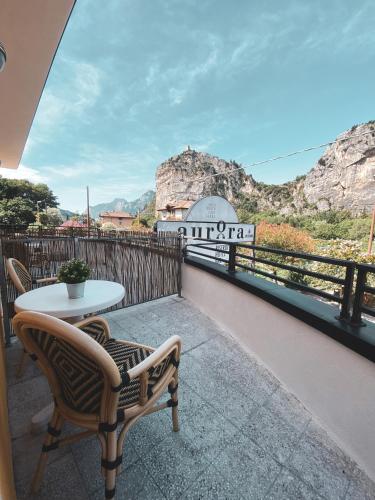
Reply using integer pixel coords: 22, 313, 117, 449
6, 296, 375, 499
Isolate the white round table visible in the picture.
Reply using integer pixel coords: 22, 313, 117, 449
15, 280, 125, 319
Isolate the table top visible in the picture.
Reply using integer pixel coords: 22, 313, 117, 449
14, 280, 125, 318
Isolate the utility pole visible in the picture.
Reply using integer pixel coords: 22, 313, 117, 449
86, 186, 90, 236
36, 200, 41, 224
368, 207, 375, 255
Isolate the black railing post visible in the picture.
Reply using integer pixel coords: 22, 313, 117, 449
177, 235, 182, 298
339, 262, 355, 320
228, 243, 236, 273
351, 266, 367, 325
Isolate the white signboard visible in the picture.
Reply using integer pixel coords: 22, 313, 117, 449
156, 219, 255, 242
185, 195, 238, 223
156, 196, 255, 264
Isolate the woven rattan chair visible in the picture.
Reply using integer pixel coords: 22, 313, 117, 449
6, 257, 57, 295
6, 257, 57, 376
13, 311, 181, 499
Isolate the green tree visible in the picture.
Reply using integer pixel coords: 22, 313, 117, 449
0, 198, 35, 225
139, 197, 156, 228
0, 176, 58, 226
0, 177, 58, 209
39, 208, 63, 227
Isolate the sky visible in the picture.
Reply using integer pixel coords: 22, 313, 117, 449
1, 0, 375, 211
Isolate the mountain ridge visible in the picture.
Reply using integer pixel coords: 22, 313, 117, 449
87, 190, 155, 219
155, 121, 375, 216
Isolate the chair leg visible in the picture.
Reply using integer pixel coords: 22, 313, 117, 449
31, 409, 63, 494
104, 430, 118, 499
16, 350, 28, 378
169, 374, 179, 432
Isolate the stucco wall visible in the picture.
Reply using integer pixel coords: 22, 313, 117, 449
182, 263, 375, 480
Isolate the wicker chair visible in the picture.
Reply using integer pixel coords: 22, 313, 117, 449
13, 311, 181, 499
6, 257, 57, 295
6, 257, 57, 376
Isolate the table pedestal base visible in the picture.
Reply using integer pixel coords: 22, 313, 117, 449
30, 401, 54, 435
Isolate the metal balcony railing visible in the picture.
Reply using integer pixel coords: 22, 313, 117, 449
351, 264, 375, 325
184, 238, 375, 326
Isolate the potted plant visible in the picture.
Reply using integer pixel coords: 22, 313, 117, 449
57, 259, 91, 299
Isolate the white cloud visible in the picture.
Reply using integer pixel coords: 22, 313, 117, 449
0, 165, 49, 184
27, 58, 103, 151
44, 164, 103, 179
166, 36, 219, 106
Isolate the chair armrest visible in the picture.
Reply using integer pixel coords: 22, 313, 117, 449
35, 276, 58, 284
74, 316, 111, 345
127, 335, 181, 381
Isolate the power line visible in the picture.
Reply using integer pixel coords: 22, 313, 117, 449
169, 129, 375, 189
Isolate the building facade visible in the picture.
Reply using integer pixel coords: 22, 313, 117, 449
99, 211, 135, 228
157, 200, 194, 221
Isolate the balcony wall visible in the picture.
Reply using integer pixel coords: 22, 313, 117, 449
182, 261, 375, 481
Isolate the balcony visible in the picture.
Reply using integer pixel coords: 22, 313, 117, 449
2, 230, 375, 498
6, 295, 375, 499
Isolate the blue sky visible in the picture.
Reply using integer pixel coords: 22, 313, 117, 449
2, 0, 375, 211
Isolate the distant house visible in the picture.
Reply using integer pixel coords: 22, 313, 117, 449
157, 200, 194, 221
59, 220, 86, 228
99, 211, 135, 228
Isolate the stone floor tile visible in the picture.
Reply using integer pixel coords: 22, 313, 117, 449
174, 383, 210, 422
301, 419, 356, 468
145, 315, 217, 353
5, 341, 42, 387
212, 431, 281, 500
240, 405, 304, 464
16, 453, 89, 500
264, 386, 311, 433
126, 408, 175, 458
181, 463, 245, 499
187, 336, 227, 366
12, 430, 70, 487
90, 460, 166, 500
287, 423, 353, 500
118, 314, 172, 347
71, 434, 139, 495
188, 343, 279, 407
179, 401, 238, 462
8, 375, 52, 439
140, 430, 211, 499
266, 468, 323, 499
344, 466, 375, 500
180, 354, 260, 428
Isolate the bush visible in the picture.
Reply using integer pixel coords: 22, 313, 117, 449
253, 222, 315, 284
256, 222, 315, 253
310, 240, 375, 290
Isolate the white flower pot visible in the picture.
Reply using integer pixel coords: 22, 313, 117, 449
66, 281, 86, 299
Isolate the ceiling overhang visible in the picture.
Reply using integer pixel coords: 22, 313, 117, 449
0, 0, 76, 169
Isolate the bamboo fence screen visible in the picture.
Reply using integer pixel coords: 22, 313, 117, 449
0, 232, 181, 342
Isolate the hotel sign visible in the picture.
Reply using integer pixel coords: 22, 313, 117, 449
156, 219, 255, 242
156, 196, 255, 263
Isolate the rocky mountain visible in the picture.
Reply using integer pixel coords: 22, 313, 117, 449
304, 122, 375, 214
89, 190, 155, 220
155, 122, 375, 216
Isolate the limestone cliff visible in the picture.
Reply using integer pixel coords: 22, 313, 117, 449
303, 122, 375, 214
155, 122, 375, 216
155, 149, 249, 210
